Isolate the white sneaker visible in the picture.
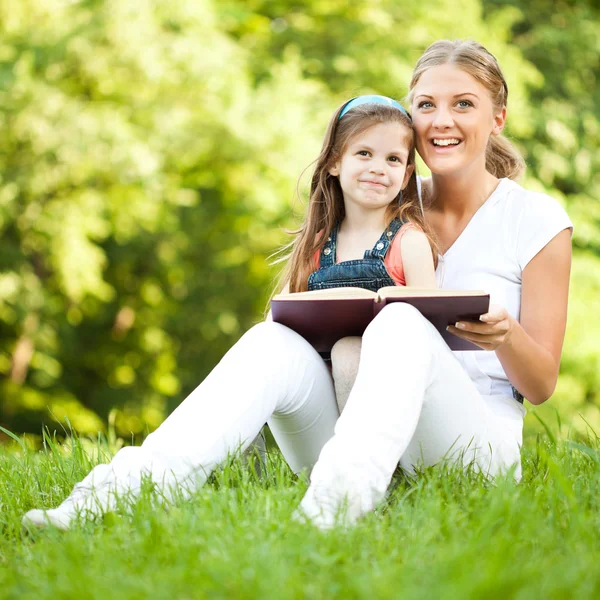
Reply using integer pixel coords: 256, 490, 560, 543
22, 484, 112, 531
21, 507, 75, 531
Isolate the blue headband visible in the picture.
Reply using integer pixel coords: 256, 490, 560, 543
338, 95, 409, 119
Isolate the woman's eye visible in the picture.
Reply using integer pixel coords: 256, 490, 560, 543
417, 101, 433, 109
456, 100, 473, 108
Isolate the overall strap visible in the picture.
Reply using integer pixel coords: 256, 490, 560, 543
364, 218, 405, 260
318, 225, 338, 268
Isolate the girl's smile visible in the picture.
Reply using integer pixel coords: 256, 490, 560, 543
359, 179, 387, 188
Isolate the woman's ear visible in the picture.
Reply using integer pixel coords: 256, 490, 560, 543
329, 162, 340, 177
401, 164, 415, 189
492, 106, 507, 135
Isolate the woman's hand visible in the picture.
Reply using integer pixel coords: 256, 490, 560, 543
446, 304, 516, 351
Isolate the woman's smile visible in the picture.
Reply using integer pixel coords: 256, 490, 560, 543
430, 136, 463, 153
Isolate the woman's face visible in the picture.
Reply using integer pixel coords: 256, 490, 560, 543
410, 63, 506, 176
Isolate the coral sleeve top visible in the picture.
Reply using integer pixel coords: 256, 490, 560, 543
313, 223, 417, 287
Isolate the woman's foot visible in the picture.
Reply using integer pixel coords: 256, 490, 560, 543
22, 483, 111, 531
22, 507, 76, 531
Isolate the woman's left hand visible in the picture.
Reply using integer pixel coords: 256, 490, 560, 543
446, 304, 516, 351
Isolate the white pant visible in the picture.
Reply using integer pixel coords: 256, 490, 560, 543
69, 304, 523, 524
299, 304, 524, 525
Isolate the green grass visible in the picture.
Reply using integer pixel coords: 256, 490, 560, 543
2, 428, 600, 599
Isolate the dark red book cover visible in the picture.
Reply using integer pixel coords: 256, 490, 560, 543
270, 292, 489, 352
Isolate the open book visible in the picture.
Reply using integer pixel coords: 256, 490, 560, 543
270, 287, 490, 352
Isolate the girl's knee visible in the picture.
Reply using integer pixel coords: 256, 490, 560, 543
331, 336, 362, 365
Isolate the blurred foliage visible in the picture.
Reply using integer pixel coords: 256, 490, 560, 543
0, 0, 598, 440
481, 0, 600, 436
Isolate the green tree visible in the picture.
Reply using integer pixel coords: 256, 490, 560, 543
0, 0, 331, 437
1, 0, 596, 439
483, 0, 600, 431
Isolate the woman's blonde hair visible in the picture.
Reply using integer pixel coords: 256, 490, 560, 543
279, 100, 438, 294
408, 39, 525, 180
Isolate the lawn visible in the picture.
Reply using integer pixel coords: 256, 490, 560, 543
1, 425, 600, 600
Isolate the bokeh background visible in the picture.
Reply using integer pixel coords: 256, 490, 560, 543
1, 0, 598, 444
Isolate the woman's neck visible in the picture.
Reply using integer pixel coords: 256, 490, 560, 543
428, 169, 500, 218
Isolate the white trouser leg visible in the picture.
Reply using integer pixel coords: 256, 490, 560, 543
63, 322, 339, 511
300, 303, 522, 527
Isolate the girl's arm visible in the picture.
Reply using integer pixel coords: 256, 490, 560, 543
400, 229, 438, 288
448, 229, 572, 405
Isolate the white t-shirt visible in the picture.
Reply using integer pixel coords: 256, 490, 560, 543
420, 177, 573, 403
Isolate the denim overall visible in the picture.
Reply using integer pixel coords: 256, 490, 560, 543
307, 219, 404, 363
307, 218, 405, 293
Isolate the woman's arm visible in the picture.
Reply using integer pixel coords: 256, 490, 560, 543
448, 228, 572, 405
401, 229, 438, 288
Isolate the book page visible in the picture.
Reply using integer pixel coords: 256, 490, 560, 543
273, 287, 377, 301
377, 286, 487, 299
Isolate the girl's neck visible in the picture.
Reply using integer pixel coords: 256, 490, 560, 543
428, 168, 500, 218
339, 204, 388, 235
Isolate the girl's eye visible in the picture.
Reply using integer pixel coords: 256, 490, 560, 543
357, 150, 370, 156
388, 156, 401, 163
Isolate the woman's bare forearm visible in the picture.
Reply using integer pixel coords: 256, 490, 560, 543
495, 318, 562, 405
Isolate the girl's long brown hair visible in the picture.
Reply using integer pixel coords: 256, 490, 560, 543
278, 101, 438, 294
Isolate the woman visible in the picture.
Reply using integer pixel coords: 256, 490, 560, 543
23, 40, 572, 531
308, 39, 572, 527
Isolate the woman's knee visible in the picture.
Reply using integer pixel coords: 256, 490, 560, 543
240, 321, 281, 344
363, 303, 428, 343
242, 321, 311, 352
233, 321, 297, 360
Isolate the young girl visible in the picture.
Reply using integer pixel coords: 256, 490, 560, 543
276, 95, 438, 411
23, 94, 438, 530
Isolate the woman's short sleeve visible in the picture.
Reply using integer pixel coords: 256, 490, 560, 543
515, 192, 573, 270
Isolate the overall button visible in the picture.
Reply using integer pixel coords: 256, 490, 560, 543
323, 247, 331, 256
386, 231, 393, 237
376, 242, 384, 250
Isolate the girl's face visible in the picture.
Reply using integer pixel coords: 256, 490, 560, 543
411, 64, 506, 176
329, 121, 413, 213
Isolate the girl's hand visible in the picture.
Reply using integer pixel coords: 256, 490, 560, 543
446, 304, 516, 351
